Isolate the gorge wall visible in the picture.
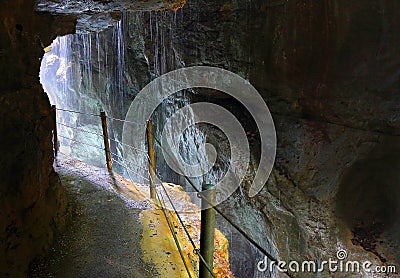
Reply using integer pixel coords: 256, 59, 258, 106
173, 1, 400, 275
0, 1, 73, 276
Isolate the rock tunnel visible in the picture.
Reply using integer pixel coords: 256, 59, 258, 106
1, 0, 400, 277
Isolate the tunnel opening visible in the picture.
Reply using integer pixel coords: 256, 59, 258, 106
38, 9, 271, 278
336, 137, 400, 262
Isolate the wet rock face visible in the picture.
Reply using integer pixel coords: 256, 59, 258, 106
175, 0, 400, 134
172, 0, 400, 273
36, 0, 185, 14
248, 1, 400, 135
36, 0, 186, 33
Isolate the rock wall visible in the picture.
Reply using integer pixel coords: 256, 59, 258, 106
172, 0, 400, 275
0, 0, 73, 276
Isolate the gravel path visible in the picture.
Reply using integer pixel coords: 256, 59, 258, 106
29, 157, 158, 278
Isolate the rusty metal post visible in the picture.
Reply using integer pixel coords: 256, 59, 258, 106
52, 105, 59, 156
146, 120, 157, 199
200, 183, 216, 278
100, 111, 112, 171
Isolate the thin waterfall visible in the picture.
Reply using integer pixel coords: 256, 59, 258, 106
113, 15, 125, 111
96, 32, 101, 86
80, 33, 93, 96
40, 11, 222, 189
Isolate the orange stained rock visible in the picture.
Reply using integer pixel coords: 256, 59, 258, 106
170, 0, 186, 11
108, 176, 233, 277
140, 209, 197, 277
139, 183, 234, 278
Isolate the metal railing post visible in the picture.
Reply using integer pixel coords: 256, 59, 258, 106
100, 111, 112, 171
146, 120, 157, 199
52, 105, 59, 156
199, 183, 216, 278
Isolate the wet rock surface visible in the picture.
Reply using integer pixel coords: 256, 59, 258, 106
172, 1, 400, 275
35, 0, 186, 33
175, 0, 400, 135
36, 0, 185, 14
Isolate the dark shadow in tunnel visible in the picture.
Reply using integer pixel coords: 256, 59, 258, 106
335, 137, 400, 263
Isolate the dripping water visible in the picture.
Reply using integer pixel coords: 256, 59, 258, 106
40, 11, 223, 190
